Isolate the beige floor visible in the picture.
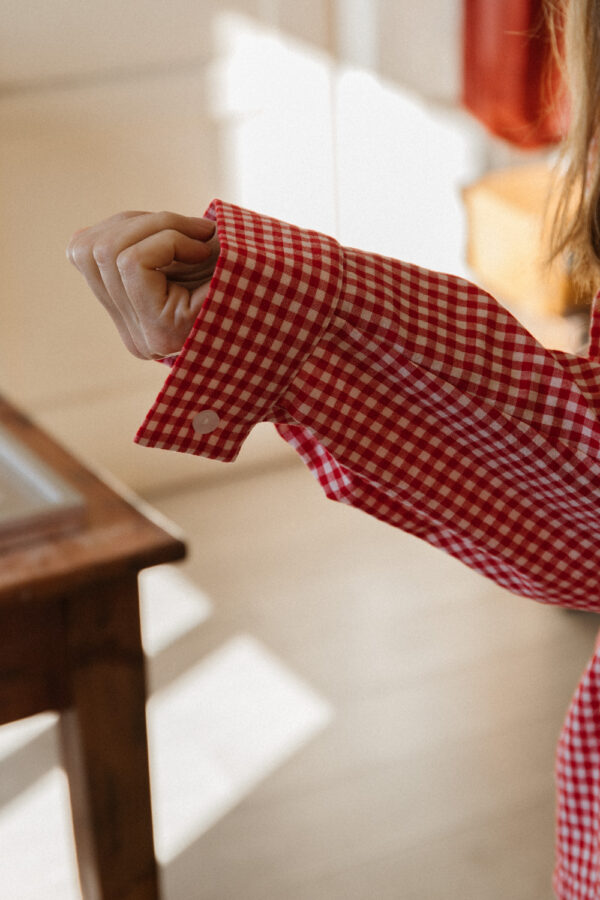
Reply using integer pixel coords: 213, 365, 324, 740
148, 456, 600, 900
3, 447, 598, 899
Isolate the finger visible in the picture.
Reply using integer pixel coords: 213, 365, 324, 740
89, 210, 215, 263
118, 230, 215, 356
69, 252, 149, 358
85, 212, 215, 325
119, 229, 215, 307
67, 210, 149, 263
152, 279, 213, 358
67, 210, 152, 356
158, 231, 221, 280
67, 211, 216, 358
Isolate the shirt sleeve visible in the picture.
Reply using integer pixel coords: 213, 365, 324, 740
135, 199, 600, 610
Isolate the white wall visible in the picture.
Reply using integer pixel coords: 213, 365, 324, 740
335, 0, 461, 102
0, 1, 525, 494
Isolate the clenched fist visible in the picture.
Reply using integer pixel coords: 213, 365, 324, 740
67, 210, 220, 360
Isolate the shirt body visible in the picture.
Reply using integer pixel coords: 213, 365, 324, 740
135, 200, 600, 898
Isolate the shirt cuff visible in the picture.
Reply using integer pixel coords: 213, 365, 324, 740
134, 200, 344, 462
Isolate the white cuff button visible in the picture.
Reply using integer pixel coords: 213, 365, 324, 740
192, 410, 220, 435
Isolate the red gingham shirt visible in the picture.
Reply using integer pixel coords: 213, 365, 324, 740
135, 200, 600, 899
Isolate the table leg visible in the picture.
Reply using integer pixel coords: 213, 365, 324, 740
58, 572, 159, 900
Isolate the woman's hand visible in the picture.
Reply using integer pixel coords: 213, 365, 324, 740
66, 210, 220, 359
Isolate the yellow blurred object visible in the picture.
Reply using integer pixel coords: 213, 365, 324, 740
463, 163, 589, 316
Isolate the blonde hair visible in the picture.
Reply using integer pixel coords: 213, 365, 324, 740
546, 0, 600, 296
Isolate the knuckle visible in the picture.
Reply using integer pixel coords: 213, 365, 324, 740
155, 210, 175, 228
65, 240, 77, 264
147, 330, 179, 359
67, 226, 88, 248
66, 235, 80, 260
116, 246, 139, 274
121, 330, 148, 360
70, 241, 92, 269
92, 241, 114, 267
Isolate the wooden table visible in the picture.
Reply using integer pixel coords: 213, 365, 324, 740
0, 396, 186, 899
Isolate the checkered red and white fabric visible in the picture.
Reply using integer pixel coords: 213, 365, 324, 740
136, 200, 600, 898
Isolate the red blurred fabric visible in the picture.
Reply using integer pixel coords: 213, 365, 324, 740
463, 0, 568, 148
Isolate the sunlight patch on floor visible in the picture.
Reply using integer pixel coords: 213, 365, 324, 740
147, 632, 333, 864
0, 712, 58, 763
0, 565, 332, 895
139, 563, 213, 657
0, 768, 80, 900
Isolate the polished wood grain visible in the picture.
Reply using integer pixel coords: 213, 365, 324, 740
58, 574, 158, 900
0, 394, 186, 899
0, 396, 186, 602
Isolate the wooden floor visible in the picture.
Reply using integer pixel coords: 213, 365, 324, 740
2, 449, 599, 898
144, 452, 599, 900
1, 5, 597, 897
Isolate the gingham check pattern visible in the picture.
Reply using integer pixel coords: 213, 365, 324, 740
136, 200, 600, 898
